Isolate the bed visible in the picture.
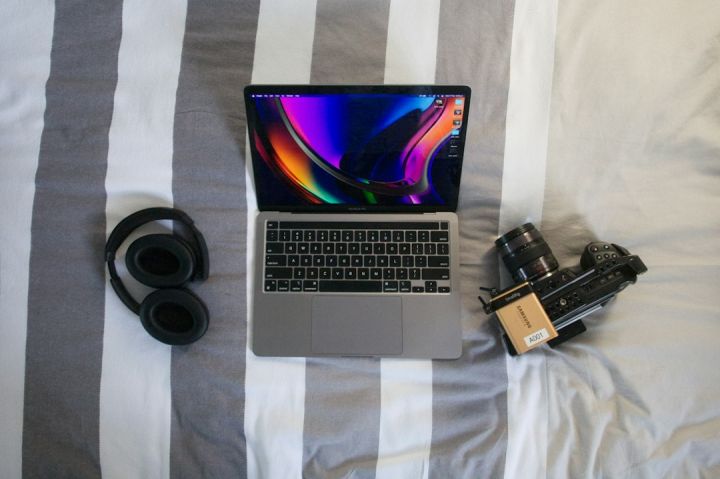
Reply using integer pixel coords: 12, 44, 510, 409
1, 0, 719, 477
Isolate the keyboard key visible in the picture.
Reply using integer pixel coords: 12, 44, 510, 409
393, 231, 404, 242
318, 230, 328, 242
355, 231, 366, 242
396, 268, 408, 279
400, 281, 411, 292
313, 255, 325, 266
422, 268, 450, 280
424, 243, 436, 255
361, 243, 372, 255
264, 280, 276, 291
399, 243, 411, 254
373, 243, 385, 254
351, 255, 363, 267
265, 255, 286, 266
278, 280, 290, 292
337, 243, 347, 254
326, 255, 338, 266
409, 268, 421, 280
342, 231, 353, 242
402, 256, 414, 267
339, 255, 350, 267
345, 268, 357, 279
364, 256, 376, 267
438, 244, 449, 255
406, 231, 417, 242
288, 255, 299, 267
380, 231, 391, 242
266, 242, 283, 254
415, 256, 427, 268
332, 268, 343, 279
265, 267, 292, 279
425, 281, 437, 293
279, 230, 291, 242
383, 281, 399, 292
266, 230, 278, 242
440, 222, 449, 230
418, 231, 430, 242
266, 221, 278, 229
323, 243, 335, 254
293, 268, 306, 279
383, 268, 395, 279
348, 243, 360, 254
319, 281, 382, 293
310, 243, 321, 254
368, 231, 379, 242
358, 268, 369, 280
412, 286, 424, 293
428, 256, 450, 267
303, 280, 318, 291
320, 268, 331, 279
377, 256, 389, 267
304, 230, 315, 242
285, 243, 297, 253
439, 286, 451, 293
298, 243, 309, 254
301, 255, 312, 266
290, 280, 302, 292
371, 268, 382, 279
387, 244, 398, 254
292, 230, 302, 241
412, 244, 423, 255
431, 231, 449, 242
307, 268, 318, 279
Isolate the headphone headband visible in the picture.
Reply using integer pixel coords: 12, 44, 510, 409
105, 207, 208, 279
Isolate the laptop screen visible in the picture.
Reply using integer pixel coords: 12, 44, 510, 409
245, 85, 470, 212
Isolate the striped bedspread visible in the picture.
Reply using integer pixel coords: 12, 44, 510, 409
2, 0, 719, 477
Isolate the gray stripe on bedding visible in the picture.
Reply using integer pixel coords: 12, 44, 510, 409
22, 1, 123, 477
169, 0, 260, 477
310, 0, 391, 84
302, 2, 391, 478
428, 0, 515, 477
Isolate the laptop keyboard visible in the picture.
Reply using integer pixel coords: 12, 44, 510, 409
263, 220, 451, 294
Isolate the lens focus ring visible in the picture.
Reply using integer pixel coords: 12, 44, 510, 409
495, 223, 559, 282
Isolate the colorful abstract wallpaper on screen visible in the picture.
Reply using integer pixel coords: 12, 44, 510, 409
249, 93, 465, 208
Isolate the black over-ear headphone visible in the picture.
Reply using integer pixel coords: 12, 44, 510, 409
105, 207, 210, 345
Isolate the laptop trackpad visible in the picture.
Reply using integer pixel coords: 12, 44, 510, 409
311, 296, 403, 355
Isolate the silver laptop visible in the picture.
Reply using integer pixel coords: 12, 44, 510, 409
245, 85, 470, 358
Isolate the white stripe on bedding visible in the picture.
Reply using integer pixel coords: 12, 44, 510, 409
500, 0, 558, 478
0, 2, 54, 478
383, 0, 441, 84
244, 1, 317, 478
99, 1, 187, 478
375, 2, 441, 478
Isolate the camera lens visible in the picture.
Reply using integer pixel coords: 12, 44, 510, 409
495, 223, 558, 282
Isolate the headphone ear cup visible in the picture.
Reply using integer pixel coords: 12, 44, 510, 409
139, 289, 209, 345
126, 234, 196, 288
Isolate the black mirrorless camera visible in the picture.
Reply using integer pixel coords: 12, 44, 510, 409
479, 223, 647, 355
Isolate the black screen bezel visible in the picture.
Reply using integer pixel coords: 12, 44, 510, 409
244, 84, 471, 213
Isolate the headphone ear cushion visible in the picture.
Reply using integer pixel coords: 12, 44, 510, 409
126, 234, 196, 288
139, 289, 209, 345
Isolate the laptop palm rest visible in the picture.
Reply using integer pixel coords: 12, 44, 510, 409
311, 296, 403, 355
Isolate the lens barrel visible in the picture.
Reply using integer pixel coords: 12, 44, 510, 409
495, 223, 558, 282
